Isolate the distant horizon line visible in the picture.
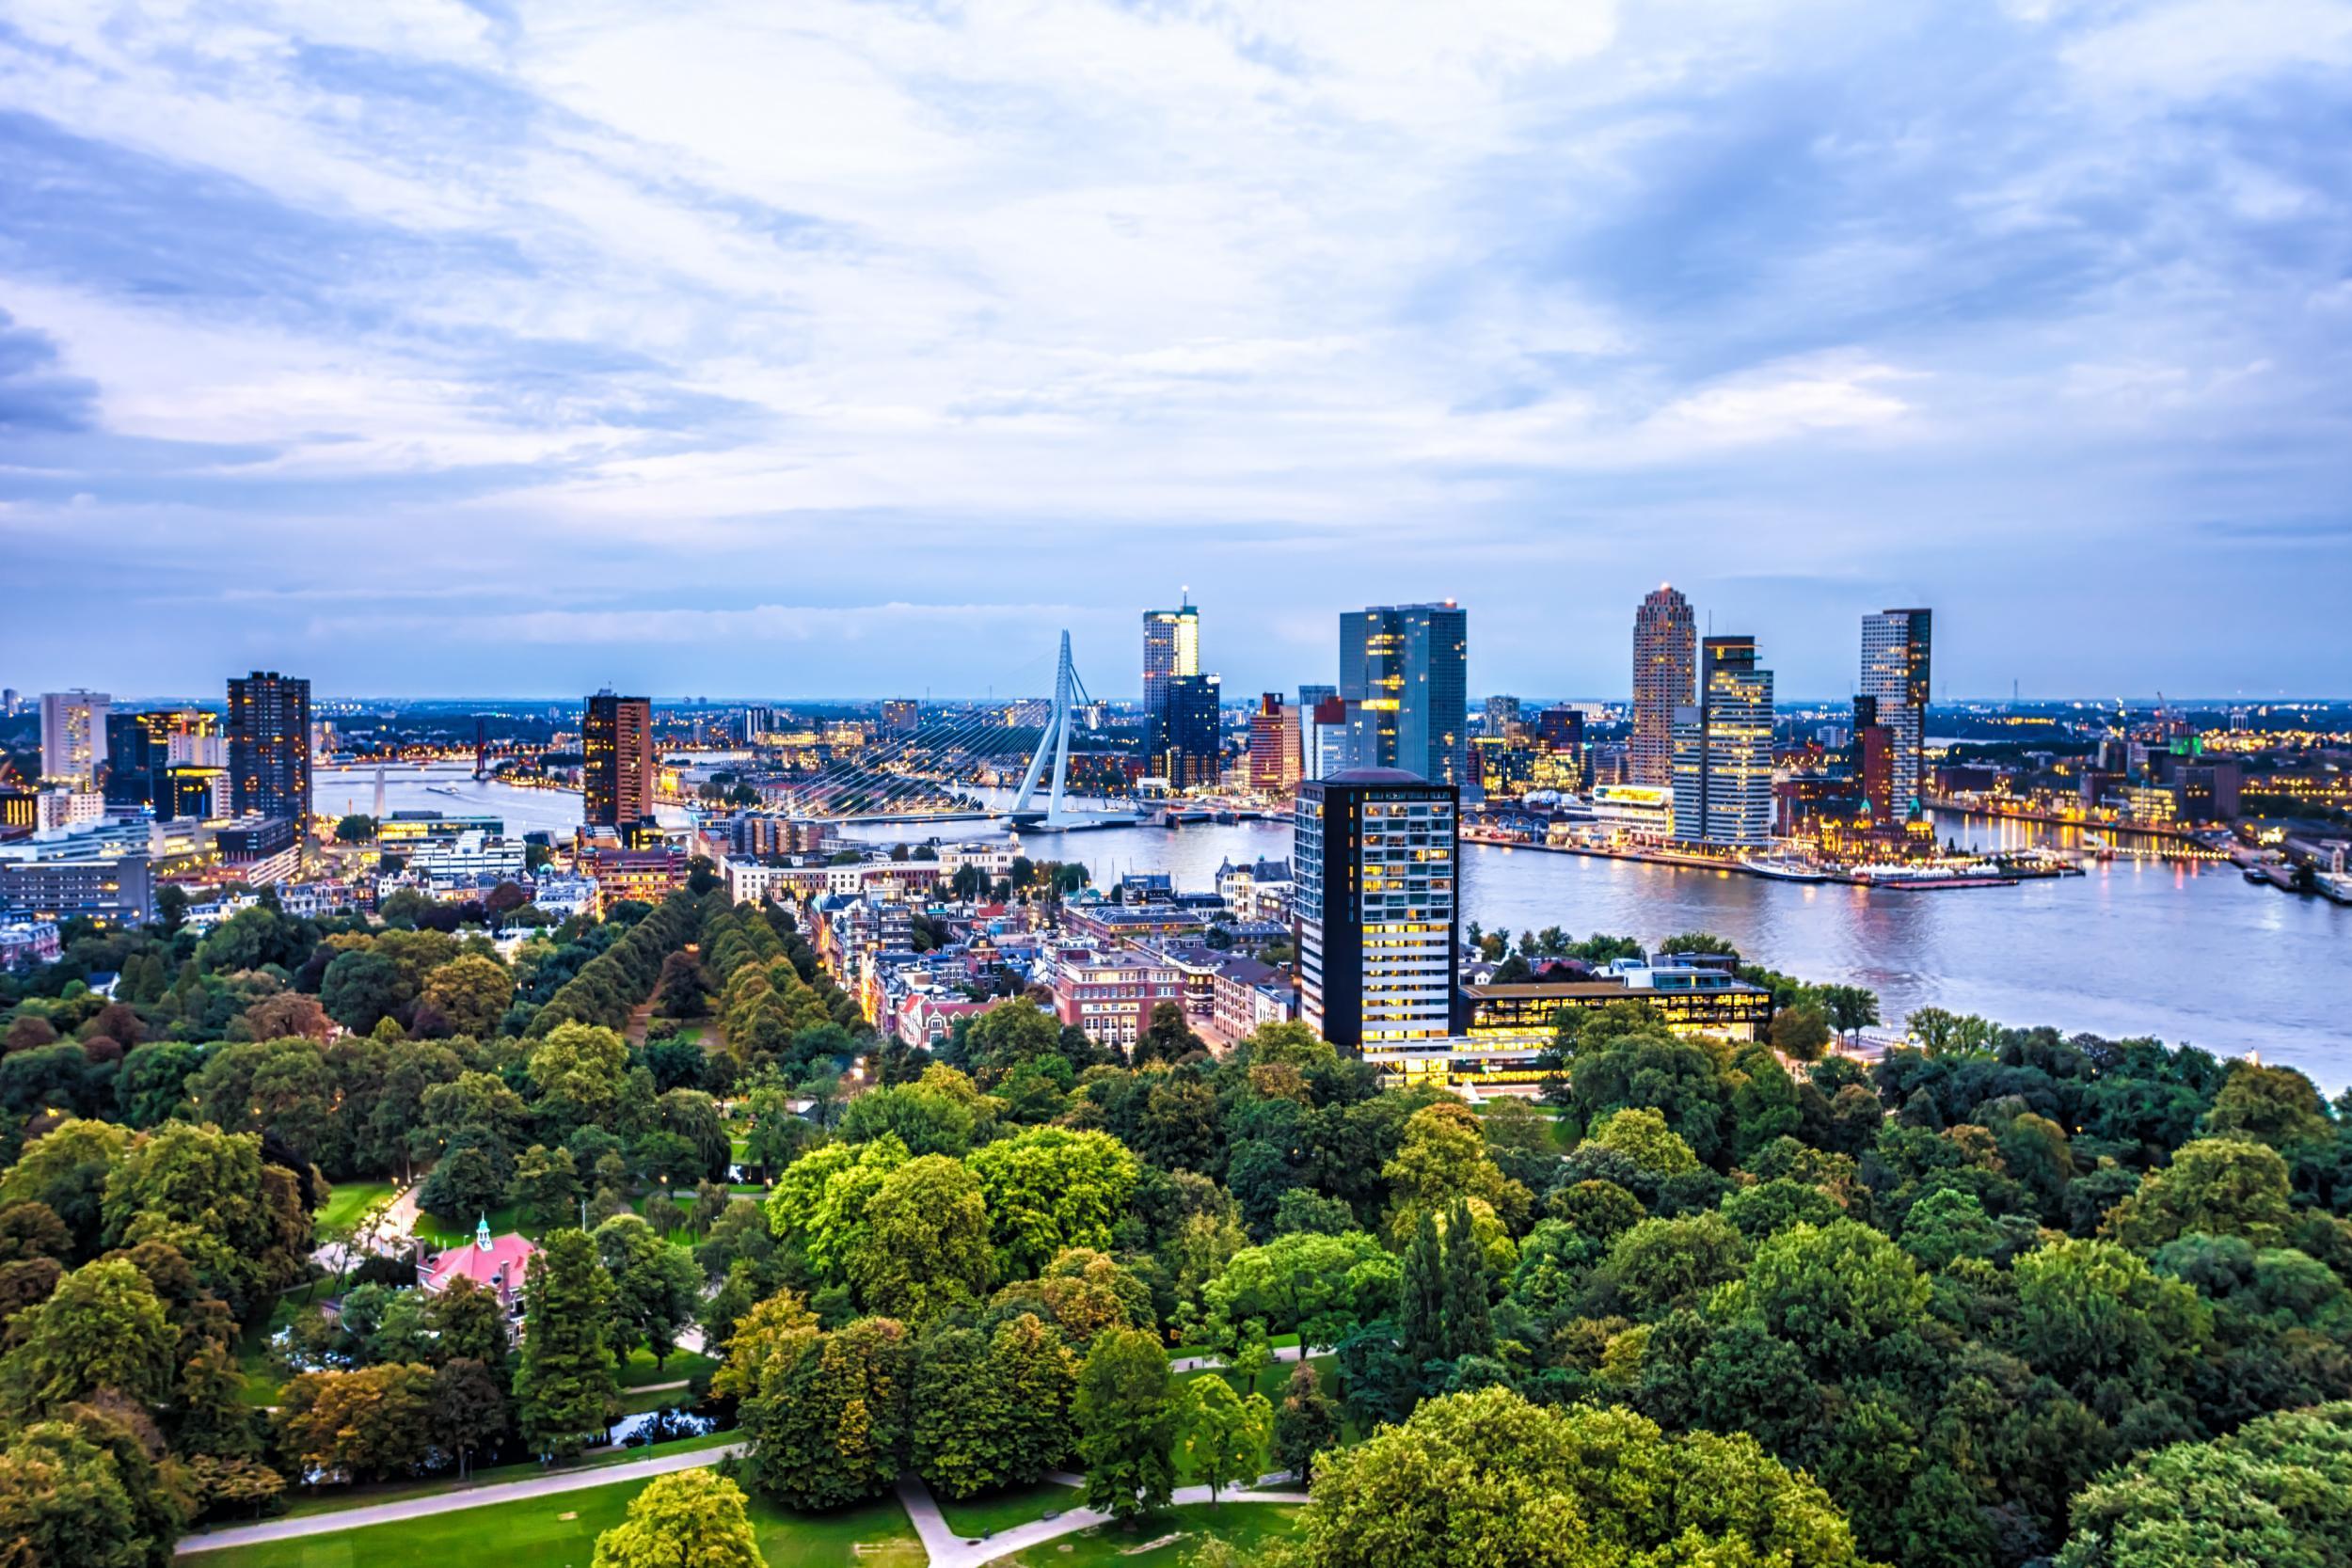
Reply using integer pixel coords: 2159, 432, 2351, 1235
53, 691, 2352, 710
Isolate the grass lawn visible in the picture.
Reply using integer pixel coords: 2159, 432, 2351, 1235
412, 1204, 532, 1248
276, 1431, 740, 1520
618, 1346, 718, 1387
314, 1180, 397, 1240
195, 1474, 922, 1568
986, 1502, 1303, 1566
936, 1479, 1082, 1539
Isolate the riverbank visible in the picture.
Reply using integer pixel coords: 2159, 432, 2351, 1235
1460, 828, 2075, 890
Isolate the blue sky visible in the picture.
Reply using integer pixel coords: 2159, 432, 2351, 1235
1, 0, 2347, 702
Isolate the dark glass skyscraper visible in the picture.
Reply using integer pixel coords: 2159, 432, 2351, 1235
1157, 673, 1222, 787
1338, 602, 1467, 788
227, 671, 311, 822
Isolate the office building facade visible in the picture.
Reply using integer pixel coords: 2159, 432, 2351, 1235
1295, 768, 1459, 1051
1859, 609, 1932, 816
583, 691, 656, 828
1157, 673, 1222, 788
1140, 596, 1200, 768
1671, 636, 1775, 847
1339, 602, 1468, 789
39, 690, 111, 785
228, 672, 311, 823
1247, 693, 1298, 795
1631, 587, 1695, 787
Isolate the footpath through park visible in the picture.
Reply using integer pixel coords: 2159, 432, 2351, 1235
176, 1442, 749, 1555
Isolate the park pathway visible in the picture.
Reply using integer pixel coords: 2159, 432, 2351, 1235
176, 1442, 748, 1555
896, 1473, 1307, 1568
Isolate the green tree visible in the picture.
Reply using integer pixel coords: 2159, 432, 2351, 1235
513, 1227, 618, 1458
737, 1316, 914, 1510
594, 1215, 703, 1372
1271, 1361, 1340, 1484
1135, 1002, 1204, 1067
419, 955, 515, 1040
2202, 1062, 2333, 1148
334, 814, 377, 843
1772, 1006, 1834, 1062
430, 1357, 510, 1480
847, 1154, 991, 1323
967, 1128, 1140, 1281
527, 1023, 634, 1133
0, 1257, 174, 1414
1183, 1374, 1273, 1506
1583, 1106, 1700, 1177
2101, 1136, 2295, 1249
319, 948, 412, 1035
1074, 1327, 1182, 1523
1292, 1388, 1873, 1568
1818, 984, 1881, 1044
276, 1362, 438, 1481
0, 1418, 167, 1568
507, 1144, 582, 1228
2055, 1402, 2352, 1568
1742, 1219, 1930, 1373
592, 1469, 767, 1568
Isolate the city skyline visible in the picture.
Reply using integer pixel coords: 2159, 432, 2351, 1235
4, 5, 2350, 698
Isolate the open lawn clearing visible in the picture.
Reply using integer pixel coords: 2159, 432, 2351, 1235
983, 1502, 1300, 1566
935, 1479, 1083, 1540
186, 1471, 923, 1568
313, 1180, 396, 1240
275, 1431, 739, 1520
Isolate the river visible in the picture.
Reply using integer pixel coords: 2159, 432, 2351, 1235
321, 766, 2351, 1088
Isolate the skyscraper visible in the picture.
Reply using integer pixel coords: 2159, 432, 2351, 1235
1247, 693, 1299, 795
1671, 637, 1775, 847
583, 691, 655, 828
1483, 694, 1521, 737
39, 690, 111, 784
1632, 586, 1695, 787
227, 672, 311, 822
1339, 602, 1468, 789
1295, 768, 1459, 1052
1859, 609, 1932, 816
1157, 673, 1222, 788
1141, 594, 1200, 770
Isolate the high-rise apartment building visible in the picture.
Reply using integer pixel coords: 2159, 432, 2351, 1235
881, 699, 919, 734
1247, 693, 1299, 795
1339, 602, 1467, 789
1671, 637, 1774, 847
1632, 587, 1695, 788
1157, 673, 1222, 788
1483, 695, 1521, 737
39, 690, 111, 784
1295, 768, 1459, 1051
227, 672, 311, 822
583, 691, 656, 828
1140, 595, 1200, 768
1859, 609, 1932, 816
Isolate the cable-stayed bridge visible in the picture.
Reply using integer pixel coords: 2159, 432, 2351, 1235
770, 631, 1141, 831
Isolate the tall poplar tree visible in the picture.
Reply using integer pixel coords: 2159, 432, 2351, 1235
514, 1227, 617, 1458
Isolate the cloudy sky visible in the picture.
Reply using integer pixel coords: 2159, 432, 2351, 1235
2, 0, 2347, 702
